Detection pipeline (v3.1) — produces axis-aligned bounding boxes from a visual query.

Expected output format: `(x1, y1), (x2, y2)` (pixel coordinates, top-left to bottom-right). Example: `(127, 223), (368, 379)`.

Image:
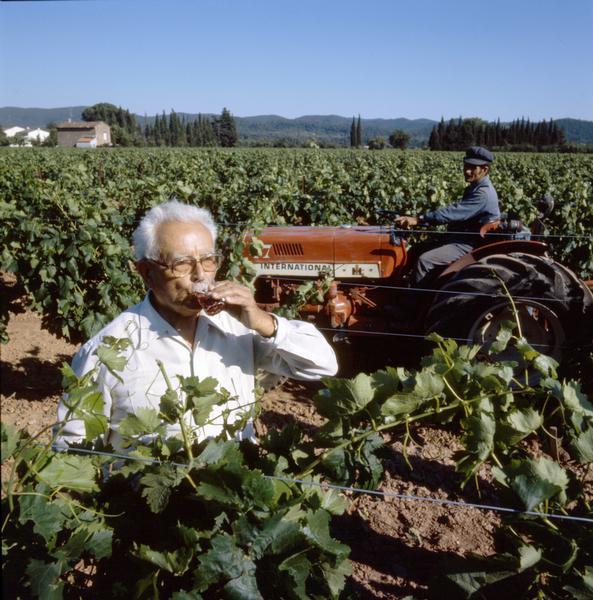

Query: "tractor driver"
(394, 146), (500, 286)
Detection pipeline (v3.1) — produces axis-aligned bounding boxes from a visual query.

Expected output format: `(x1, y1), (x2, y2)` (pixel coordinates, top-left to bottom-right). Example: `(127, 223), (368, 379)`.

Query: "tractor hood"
(244, 226), (408, 279)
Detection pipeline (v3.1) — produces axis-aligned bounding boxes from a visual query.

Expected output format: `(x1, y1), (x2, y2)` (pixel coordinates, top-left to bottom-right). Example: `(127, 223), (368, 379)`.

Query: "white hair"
(132, 199), (218, 260)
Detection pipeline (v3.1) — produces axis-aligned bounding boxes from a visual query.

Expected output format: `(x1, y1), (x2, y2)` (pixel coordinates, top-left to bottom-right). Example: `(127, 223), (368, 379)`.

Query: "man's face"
(463, 162), (488, 184)
(139, 221), (216, 319)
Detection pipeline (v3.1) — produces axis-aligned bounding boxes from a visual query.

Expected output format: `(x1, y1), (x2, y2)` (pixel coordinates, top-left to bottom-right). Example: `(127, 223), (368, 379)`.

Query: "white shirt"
(56, 294), (337, 450)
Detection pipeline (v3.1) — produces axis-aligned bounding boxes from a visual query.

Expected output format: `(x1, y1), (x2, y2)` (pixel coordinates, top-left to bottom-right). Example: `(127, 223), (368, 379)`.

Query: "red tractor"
(246, 200), (593, 373)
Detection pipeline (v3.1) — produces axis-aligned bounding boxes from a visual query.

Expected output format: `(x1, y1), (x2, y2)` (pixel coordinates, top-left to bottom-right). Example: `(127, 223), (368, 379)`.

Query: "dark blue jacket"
(420, 176), (500, 245)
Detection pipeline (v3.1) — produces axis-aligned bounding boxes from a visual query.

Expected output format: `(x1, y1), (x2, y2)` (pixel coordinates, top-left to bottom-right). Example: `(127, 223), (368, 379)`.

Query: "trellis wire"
(50, 445), (593, 525)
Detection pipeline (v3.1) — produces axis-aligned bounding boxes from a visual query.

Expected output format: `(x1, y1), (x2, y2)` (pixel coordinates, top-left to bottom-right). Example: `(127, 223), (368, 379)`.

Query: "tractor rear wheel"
(425, 253), (593, 363)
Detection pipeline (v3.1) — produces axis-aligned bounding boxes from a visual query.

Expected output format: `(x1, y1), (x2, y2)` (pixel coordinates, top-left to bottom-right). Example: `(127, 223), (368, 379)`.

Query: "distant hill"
(134, 113), (436, 147)
(2, 106), (592, 146)
(554, 118), (593, 145)
(0, 106), (86, 128)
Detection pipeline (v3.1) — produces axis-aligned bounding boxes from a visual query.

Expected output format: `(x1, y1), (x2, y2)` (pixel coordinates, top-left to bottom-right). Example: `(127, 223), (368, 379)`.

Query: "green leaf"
(489, 321), (514, 353)
(249, 516), (302, 558)
(194, 533), (246, 591)
(381, 394), (425, 418)
(1, 422), (20, 460)
(26, 559), (65, 600)
(498, 408), (543, 445)
(38, 454), (98, 493)
(140, 466), (183, 513)
(413, 369), (445, 398)
(561, 382), (593, 417)
(224, 564), (263, 600)
(569, 427), (593, 463)
(118, 407), (162, 436)
(160, 388), (183, 423)
(506, 457), (569, 511)
(95, 343), (128, 380)
(279, 552), (311, 598)
(517, 544), (542, 571)
(532, 353), (558, 378)
(458, 412), (496, 470)
(18, 491), (69, 544)
(507, 408), (543, 434)
(303, 510), (350, 559)
(190, 392), (225, 427)
(197, 439), (243, 466)
(564, 565), (593, 599)
(85, 527), (113, 559)
(314, 373), (375, 419)
(371, 366), (403, 403)
(135, 544), (193, 575)
(196, 478), (242, 508)
(321, 557), (352, 598)
(242, 469), (275, 508)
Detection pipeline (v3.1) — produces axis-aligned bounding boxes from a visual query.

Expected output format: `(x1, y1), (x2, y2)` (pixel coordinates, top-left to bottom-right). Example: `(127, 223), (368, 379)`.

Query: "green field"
(1, 147), (592, 342)
(2, 147), (592, 598)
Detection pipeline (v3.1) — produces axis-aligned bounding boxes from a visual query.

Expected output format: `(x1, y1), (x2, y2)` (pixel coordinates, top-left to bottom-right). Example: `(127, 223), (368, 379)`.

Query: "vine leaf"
(118, 407), (162, 437)
(37, 454), (98, 493)
(497, 408), (543, 446)
(183, 376), (225, 426)
(25, 559), (64, 600)
(278, 552), (311, 598)
(503, 457), (569, 511)
(135, 545), (194, 575)
(518, 544), (542, 571)
(1, 421), (19, 460)
(314, 373), (375, 419)
(569, 427), (593, 463)
(140, 466), (183, 513)
(160, 388), (182, 423)
(322, 558), (353, 599)
(194, 533), (258, 595)
(303, 510), (350, 559)
(18, 491), (69, 544)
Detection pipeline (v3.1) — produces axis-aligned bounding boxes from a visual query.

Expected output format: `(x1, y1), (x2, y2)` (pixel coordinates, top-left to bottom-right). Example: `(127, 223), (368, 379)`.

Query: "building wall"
(94, 122), (111, 146)
(57, 128), (92, 147)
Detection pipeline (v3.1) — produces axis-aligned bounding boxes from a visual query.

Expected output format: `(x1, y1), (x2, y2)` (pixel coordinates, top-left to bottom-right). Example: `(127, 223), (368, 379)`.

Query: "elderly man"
(395, 146), (500, 285)
(56, 199), (337, 450)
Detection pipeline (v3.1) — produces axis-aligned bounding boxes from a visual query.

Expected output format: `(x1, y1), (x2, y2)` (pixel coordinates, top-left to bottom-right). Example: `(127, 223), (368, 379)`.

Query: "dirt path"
(1, 307), (500, 598)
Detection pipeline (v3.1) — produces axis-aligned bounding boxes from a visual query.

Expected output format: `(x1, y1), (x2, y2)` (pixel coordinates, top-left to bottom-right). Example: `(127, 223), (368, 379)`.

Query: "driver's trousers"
(414, 242), (472, 286)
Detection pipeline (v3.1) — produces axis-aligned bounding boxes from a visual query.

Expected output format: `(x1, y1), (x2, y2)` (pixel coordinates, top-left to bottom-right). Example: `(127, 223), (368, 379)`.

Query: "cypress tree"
(350, 117), (356, 147)
(356, 115), (362, 146)
(217, 107), (238, 147)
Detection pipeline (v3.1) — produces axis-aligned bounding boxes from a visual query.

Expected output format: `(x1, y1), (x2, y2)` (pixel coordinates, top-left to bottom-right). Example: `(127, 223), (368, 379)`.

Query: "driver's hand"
(394, 215), (418, 229)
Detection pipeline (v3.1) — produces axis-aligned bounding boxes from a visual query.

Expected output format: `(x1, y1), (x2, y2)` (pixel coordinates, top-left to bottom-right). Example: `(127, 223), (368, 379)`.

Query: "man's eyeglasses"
(146, 254), (222, 277)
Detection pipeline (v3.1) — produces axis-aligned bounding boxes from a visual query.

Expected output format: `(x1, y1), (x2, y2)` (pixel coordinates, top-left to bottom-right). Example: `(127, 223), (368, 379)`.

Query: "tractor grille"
(272, 243), (304, 256)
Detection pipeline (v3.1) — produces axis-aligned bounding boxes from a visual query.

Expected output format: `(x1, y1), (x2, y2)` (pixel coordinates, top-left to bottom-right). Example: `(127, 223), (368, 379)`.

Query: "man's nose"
(190, 260), (206, 280)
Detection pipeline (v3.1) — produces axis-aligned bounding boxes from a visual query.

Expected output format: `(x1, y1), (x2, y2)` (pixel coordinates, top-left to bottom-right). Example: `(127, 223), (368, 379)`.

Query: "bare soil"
(1, 306), (503, 599)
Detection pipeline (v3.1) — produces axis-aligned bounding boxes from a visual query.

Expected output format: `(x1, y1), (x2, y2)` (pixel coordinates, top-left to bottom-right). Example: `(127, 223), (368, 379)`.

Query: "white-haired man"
(56, 200), (337, 450)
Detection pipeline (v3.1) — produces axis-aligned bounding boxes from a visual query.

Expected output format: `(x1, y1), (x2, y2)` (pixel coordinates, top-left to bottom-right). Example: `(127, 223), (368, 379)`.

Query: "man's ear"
(135, 260), (152, 288)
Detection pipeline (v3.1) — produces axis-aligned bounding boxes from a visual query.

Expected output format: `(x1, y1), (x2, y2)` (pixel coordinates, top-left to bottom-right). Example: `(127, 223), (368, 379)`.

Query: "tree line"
(81, 103), (238, 147)
(428, 117), (566, 151)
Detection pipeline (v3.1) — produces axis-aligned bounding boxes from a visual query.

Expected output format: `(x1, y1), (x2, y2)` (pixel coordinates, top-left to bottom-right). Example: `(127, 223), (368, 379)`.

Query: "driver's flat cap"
(464, 146), (494, 165)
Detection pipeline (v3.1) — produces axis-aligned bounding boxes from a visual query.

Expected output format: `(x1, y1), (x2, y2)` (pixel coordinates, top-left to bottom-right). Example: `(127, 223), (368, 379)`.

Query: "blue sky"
(1, 0), (592, 121)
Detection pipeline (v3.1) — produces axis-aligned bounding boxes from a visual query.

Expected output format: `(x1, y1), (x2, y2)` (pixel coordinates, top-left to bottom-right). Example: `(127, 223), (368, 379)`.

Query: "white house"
(25, 128), (50, 143)
(4, 126), (25, 137)
(3, 126), (50, 146)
